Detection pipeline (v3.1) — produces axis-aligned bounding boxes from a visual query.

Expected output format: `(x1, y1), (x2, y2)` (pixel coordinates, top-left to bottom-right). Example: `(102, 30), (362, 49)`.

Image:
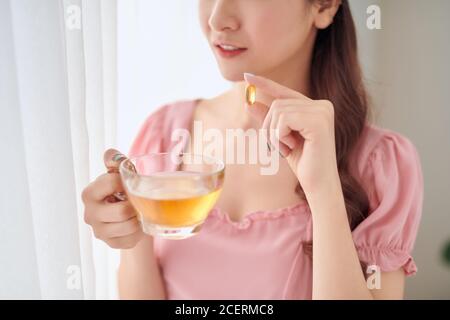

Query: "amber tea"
(119, 153), (225, 239)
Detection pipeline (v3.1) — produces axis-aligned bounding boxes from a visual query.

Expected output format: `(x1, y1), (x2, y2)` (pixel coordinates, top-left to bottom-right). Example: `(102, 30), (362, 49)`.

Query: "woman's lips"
(215, 45), (248, 58)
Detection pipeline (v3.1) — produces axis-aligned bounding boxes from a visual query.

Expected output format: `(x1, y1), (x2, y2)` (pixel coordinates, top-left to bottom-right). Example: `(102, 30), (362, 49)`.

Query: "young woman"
(82, 0), (423, 299)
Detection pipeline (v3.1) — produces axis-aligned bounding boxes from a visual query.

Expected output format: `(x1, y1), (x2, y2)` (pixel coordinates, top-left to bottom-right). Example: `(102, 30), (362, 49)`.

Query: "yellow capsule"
(245, 84), (256, 105)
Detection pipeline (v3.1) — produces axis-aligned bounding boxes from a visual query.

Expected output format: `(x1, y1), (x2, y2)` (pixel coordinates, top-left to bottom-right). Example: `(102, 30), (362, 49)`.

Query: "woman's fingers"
(104, 148), (128, 173)
(94, 217), (141, 239)
(244, 74), (309, 125)
(262, 101), (306, 155)
(243, 74), (320, 157)
(266, 102), (325, 157)
(245, 100), (269, 124)
(94, 200), (138, 223)
(82, 172), (123, 203)
(244, 73), (311, 101)
(270, 110), (299, 156)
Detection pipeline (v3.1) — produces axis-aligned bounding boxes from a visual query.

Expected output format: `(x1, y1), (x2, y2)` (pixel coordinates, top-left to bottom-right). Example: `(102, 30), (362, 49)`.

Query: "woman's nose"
(208, 0), (240, 32)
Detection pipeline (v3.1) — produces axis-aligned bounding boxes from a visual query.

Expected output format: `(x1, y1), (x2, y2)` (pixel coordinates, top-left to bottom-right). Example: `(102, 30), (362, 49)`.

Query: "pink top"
(127, 99), (424, 300)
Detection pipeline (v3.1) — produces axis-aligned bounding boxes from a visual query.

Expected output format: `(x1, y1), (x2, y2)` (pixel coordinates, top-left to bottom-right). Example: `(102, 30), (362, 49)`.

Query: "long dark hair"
(298, 0), (371, 263)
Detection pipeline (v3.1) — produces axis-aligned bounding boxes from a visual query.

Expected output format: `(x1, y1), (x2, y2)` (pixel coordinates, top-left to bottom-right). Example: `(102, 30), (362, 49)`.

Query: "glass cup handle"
(106, 155), (136, 202)
(106, 166), (128, 202)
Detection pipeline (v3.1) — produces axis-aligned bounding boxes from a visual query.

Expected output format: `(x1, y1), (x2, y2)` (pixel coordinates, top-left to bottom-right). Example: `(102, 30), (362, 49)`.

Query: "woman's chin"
(218, 69), (247, 82)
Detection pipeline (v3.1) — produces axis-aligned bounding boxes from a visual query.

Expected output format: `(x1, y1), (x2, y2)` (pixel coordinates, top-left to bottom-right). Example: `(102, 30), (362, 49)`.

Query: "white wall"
(350, 0), (450, 298)
(117, 1), (450, 298)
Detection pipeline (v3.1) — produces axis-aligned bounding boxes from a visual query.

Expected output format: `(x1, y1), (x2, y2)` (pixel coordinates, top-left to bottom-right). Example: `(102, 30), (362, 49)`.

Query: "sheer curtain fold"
(0, 0), (118, 299)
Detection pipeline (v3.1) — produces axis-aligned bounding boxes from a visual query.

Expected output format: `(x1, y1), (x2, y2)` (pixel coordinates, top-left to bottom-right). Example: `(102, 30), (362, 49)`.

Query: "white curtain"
(0, 0), (119, 299)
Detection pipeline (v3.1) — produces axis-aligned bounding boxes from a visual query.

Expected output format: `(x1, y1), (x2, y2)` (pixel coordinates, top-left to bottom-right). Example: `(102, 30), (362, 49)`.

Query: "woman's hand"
(81, 149), (144, 249)
(244, 73), (339, 196)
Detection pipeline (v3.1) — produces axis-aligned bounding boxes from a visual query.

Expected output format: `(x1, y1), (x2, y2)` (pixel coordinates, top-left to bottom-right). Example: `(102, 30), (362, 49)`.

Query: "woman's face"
(199, 0), (317, 82)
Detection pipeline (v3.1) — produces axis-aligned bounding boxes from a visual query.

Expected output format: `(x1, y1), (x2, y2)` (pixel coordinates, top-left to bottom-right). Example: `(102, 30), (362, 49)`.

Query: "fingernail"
(244, 72), (255, 80)
(112, 153), (126, 162)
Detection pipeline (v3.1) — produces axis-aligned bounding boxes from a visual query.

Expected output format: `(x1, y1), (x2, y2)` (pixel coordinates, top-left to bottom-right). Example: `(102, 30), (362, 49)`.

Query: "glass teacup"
(119, 152), (225, 240)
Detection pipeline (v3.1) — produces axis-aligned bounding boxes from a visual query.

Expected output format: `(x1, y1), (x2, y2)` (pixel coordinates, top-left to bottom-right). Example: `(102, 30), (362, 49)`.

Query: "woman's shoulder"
(350, 122), (424, 227)
(148, 98), (201, 122)
(127, 98), (201, 157)
(143, 98), (202, 131)
(350, 123), (421, 178)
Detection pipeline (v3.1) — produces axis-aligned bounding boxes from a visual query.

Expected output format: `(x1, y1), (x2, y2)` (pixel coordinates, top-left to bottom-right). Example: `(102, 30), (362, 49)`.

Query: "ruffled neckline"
(209, 201), (310, 230)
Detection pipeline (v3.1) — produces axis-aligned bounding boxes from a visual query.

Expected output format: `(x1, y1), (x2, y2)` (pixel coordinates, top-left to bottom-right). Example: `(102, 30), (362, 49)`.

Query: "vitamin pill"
(245, 84), (256, 105)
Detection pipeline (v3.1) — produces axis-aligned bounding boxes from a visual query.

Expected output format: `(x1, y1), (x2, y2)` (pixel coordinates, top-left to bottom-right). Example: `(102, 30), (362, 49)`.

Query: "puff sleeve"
(352, 130), (424, 276)
(127, 104), (168, 159)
